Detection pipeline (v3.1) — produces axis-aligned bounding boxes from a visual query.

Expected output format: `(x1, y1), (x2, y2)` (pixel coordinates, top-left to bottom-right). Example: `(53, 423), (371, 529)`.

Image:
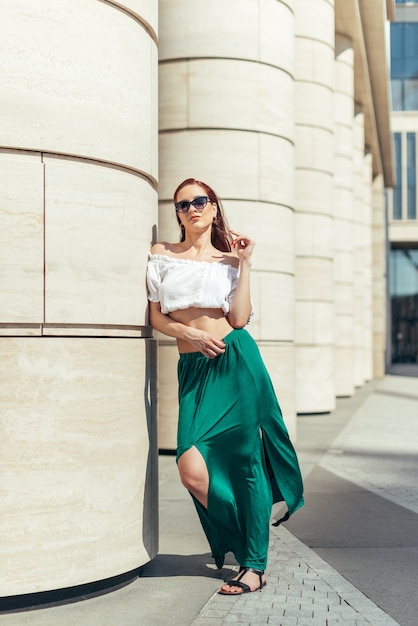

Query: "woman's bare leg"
(177, 446), (209, 509)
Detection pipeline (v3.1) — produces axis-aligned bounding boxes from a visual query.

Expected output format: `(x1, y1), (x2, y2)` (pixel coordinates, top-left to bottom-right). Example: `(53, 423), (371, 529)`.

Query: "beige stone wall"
(158, 0), (298, 442)
(0, 1), (158, 595)
(352, 116), (374, 386)
(294, 0), (336, 413)
(372, 174), (387, 377)
(334, 36), (355, 397)
(362, 152), (374, 382)
(353, 109), (367, 387)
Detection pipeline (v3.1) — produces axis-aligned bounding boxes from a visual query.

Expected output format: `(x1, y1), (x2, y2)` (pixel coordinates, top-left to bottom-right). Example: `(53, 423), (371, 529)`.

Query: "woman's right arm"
(149, 301), (190, 341)
(149, 302), (226, 358)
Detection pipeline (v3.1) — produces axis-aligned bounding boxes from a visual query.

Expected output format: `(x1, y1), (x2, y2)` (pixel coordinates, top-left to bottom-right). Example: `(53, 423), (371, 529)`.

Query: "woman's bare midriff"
(169, 307), (234, 353)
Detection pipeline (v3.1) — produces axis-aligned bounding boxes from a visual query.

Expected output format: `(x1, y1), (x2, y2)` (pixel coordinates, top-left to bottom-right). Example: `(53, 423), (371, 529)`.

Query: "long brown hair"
(173, 178), (232, 252)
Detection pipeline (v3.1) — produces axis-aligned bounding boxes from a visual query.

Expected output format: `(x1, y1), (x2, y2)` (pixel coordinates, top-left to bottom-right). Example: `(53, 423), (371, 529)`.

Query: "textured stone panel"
(157, 342), (180, 451)
(295, 257), (334, 301)
(0, 0), (157, 175)
(335, 187), (353, 220)
(334, 255), (353, 294)
(334, 347), (355, 397)
(159, 59), (294, 137)
(334, 58), (355, 95)
(334, 92), (354, 126)
(334, 313), (354, 346)
(295, 125), (334, 173)
(251, 272), (294, 342)
(159, 0), (294, 73)
(159, 130), (258, 201)
(159, 62), (189, 130)
(295, 345), (335, 414)
(295, 36), (335, 85)
(334, 282), (354, 314)
(295, 213), (334, 258)
(159, 130), (294, 208)
(259, 134), (294, 205)
(295, 0), (335, 47)
(335, 151), (354, 189)
(44, 157), (157, 326)
(257, 343), (297, 441)
(295, 170), (334, 215)
(295, 301), (334, 345)
(0, 336), (157, 595)
(159, 0), (258, 60)
(0, 152), (44, 323)
(259, 0), (294, 71)
(334, 220), (353, 252)
(294, 82), (334, 132)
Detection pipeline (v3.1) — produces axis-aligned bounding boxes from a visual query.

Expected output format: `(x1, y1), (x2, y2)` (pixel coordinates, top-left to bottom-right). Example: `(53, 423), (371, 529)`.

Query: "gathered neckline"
(149, 252), (238, 270)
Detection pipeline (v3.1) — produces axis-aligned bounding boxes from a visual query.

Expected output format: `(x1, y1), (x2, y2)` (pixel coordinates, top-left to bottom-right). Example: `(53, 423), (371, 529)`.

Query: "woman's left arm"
(227, 233), (255, 328)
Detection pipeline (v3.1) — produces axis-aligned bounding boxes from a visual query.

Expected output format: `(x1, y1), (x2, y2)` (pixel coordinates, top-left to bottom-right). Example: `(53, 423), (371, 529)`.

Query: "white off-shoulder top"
(146, 253), (240, 315)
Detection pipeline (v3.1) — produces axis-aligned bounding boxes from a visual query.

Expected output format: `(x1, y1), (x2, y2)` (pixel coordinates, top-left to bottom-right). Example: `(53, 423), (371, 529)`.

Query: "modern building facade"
(0, 0), (394, 600)
(387, 0), (418, 366)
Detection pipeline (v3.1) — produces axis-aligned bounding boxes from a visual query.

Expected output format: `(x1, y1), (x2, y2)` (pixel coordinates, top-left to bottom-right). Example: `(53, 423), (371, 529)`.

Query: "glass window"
(407, 132), (417, 219)
(391, 79), (403, 111)
(390, 248), (418, 364)
(391, 24), (418, 79)
(390, 23), (418, 109)
(393, 133), (403, 219)
(404, 78), (418, 109)
(391, 23), (403, 64)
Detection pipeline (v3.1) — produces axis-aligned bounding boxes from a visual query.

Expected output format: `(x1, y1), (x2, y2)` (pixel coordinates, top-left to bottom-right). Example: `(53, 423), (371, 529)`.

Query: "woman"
(147, 178), (303, 595)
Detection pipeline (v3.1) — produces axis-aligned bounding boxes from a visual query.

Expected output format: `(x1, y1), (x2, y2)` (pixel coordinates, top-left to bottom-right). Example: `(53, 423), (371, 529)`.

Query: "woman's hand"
(227, 230), (254, 328)
(183, 328), (226, 358)
(230, 231), (255, 262)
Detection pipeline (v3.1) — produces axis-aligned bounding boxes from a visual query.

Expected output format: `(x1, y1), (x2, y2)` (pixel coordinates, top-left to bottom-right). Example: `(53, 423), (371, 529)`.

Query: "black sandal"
(218, 567), (266, 595)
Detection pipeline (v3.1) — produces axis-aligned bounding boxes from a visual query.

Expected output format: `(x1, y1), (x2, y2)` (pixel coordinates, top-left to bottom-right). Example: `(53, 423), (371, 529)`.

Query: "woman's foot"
(218, 567), (266, 595)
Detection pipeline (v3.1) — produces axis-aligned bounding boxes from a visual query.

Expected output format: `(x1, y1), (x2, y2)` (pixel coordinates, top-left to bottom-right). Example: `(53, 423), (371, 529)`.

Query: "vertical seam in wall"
(186, 61), (190, 128)
(42, 153), (46, 331)
(258, 132), (261, 202)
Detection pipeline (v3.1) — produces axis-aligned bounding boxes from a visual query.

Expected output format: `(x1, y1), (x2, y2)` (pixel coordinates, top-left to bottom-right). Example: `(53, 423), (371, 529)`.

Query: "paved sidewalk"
(192, 527), (398, 626)
(320, 375), (418, 515)
(2, 374), (417, 625)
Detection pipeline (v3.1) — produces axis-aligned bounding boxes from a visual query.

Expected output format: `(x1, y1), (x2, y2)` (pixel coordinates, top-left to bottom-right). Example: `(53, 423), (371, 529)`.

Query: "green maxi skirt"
(176, 328), (304, 571)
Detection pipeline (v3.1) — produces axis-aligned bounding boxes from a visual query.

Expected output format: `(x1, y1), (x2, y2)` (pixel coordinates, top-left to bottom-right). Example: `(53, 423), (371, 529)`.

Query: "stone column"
(158, 0), (297, 442)
(334, 35), (355, 397)
(372, 174), (387, 377)
(353, 109), (366, 387)
(362, 152), (374, 382)
(0, 0), (158, 596)
(294, 0), (336, 413)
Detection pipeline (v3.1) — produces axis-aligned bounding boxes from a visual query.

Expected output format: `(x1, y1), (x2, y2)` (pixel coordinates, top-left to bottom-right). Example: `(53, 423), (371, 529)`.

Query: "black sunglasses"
(175, 196), (211, 213)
